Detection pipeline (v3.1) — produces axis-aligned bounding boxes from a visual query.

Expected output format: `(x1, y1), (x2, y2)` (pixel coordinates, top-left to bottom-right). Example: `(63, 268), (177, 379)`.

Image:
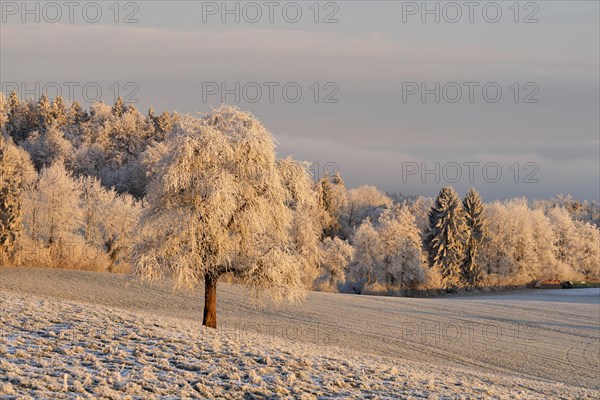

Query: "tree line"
(1, 92), (599, 325)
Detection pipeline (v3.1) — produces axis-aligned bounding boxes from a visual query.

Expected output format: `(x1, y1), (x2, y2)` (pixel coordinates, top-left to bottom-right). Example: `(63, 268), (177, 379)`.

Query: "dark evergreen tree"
(51, 96), (68, 128)
(316, 171), (347, 238)
(7, 91), (31, 141)
(37, 93), (53, 130)
(68, 101), (88, 125)
(462, 188), (486, 288)
(426, 187), (467, 288)
(124, 102), (137, 116)
(112, 96), (124, 117)
(156, 111), (173, 134)
(147, 106), (156, 121)
(316, 175), (336, 237)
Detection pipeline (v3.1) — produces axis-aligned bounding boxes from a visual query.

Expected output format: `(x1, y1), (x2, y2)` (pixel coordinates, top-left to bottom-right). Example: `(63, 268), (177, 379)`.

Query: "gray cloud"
(1, 1), (598, 200)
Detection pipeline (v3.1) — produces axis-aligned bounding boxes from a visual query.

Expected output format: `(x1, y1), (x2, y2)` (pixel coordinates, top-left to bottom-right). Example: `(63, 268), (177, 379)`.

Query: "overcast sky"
(1, 1), (598, 201)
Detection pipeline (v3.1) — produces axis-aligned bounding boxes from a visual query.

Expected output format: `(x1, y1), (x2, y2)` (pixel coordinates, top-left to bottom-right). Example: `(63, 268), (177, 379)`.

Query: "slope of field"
(1, 267), (599, 398)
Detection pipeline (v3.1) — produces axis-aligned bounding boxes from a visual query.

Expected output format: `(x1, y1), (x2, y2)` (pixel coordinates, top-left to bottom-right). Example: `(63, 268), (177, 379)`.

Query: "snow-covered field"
(1, 268), (599, 399)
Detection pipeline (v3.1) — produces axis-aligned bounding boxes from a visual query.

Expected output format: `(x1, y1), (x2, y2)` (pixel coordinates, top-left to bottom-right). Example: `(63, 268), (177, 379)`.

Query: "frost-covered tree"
(23, 126), (73, 170)
(51, 96), (68, 128)
(79, 176), (111, 246)
(37, 93), (53, 131)
(149, 110), (174, 140)
(147, 106), (155, 122)
(141, 139), (169, 183)
(426, 187), (467, 288)
(112, 97), (124, 117)
(480, 200), (535, 281)
(6, 91), (33, 142)
(106, 104), (155, 196)
(79, 175), (141, 271)
(547, 207), (580, 267)
(347, 208), (425, 293)
(409, 196), (434, 237)
(157, 111), (173, 133)
(316, 176), (335, 236)
(133, 106), (318, 328)
(278, 157), (324, 287)
(348, 218), (381, 292)
(69, 99), (153, 197)
(316, 171), (348, 238)
(547, 207), (600, 280)
(103, 190), (141, 270)
(0, 93), (9, 134)
(22, 163), (82, 246)
(342, 185), (392, 237)
(538, 195), (600, 228)
(462, 188), (486, 287)
(529, 206), (559, 279)
(71, 102), (116, 183)
(318, 237), (354, 289)
(571, 221), (600, 279)
(479, 201), (516, 278)
(480, 199), (565, 284)
(0, 136), (23, 263)
(376, 208), (426, 289)
(68, 101), (88, 126)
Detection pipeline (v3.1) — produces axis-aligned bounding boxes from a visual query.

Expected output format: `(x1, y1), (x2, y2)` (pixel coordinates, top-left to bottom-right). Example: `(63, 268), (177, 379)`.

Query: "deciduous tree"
(133, 106), (318, 328)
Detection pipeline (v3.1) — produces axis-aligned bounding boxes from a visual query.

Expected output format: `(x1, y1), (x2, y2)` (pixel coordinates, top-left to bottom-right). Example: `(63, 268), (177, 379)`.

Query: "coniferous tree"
(7, 91), (20, 137)
(316, 175), (336, 237)
(7, 91), (32, 141)
(37, 93), (53, 130)
(316, 171), (348, 238)
(155, 111), (173, 140)
(328, 171), (348, 226)
(462, 188), (486, 288)
(426, 187), (467, 288)
(112, 96), (124, 117)
(124, 102), (137, 116)
(68, 101), (88, 125)
(147, 106), (156, 131)
(0, 92), (9, 134)
(7, 91), (19, 110)
(51, 96), (68, 128)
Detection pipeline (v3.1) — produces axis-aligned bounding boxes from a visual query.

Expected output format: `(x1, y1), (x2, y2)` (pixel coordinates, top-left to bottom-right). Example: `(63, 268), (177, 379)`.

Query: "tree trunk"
(203, 274), (218, 329)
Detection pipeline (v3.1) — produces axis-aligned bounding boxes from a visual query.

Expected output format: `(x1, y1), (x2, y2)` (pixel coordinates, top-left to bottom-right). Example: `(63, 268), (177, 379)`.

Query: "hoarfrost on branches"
(132, 106), (320, 327)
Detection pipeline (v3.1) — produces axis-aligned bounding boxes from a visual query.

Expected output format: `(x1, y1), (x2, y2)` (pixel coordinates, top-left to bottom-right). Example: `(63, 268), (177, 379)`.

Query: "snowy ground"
(1, 267), (599, 399)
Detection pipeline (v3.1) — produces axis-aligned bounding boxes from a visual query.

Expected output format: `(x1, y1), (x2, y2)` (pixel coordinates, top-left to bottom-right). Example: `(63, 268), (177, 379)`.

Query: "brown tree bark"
(203, 273), (218, 329)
